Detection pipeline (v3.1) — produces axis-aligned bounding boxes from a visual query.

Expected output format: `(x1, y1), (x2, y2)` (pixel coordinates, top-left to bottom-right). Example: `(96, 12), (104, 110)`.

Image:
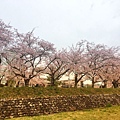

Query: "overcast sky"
(0, 0), (120, 49)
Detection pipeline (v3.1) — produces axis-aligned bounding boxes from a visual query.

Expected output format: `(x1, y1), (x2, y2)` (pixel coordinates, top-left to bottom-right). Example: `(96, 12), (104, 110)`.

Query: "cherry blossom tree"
(44, 49), (70, 86)
(110, 64), (120, 88)
(66, 40), (87, 87)
(0, 20), (14, 86)
(2, 30), (55, 86)
(0, 20), (14, 64)
(85, 42), (119, 88)
(1, 19), (120, 88)
(98, 49), (120, 88)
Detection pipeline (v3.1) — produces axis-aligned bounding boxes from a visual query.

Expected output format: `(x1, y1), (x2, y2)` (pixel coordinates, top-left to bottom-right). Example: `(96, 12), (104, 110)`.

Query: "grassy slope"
(8, 105), (120, 120)
(0, 87), (120, 100)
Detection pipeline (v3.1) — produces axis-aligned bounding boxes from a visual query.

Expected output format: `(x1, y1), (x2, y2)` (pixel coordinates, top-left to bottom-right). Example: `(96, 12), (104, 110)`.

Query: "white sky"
(0, 0), (120, 49)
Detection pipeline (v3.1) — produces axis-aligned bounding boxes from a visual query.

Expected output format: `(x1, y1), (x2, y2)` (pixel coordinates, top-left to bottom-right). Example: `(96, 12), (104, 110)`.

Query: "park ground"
(8, 105), (120, 120)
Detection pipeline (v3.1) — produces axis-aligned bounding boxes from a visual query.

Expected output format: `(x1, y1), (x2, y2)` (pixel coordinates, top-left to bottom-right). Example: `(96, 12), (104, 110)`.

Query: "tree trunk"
(0, 57), (1, 64)
(112, 80), (119, 88)
(92, 77), (94, 88)
(103, 80), (107, 88)
(74, 73), (78, 88)
(16, 81), (20, 87)
(24, 79), (30, 87)
(51, 76), (56, 86)
(81, 81), (84, 87)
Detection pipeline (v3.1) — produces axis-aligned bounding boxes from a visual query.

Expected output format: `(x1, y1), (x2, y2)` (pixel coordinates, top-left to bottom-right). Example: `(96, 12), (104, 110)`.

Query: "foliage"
(106, 103), (112, 107)
(7, 79), (16, 87)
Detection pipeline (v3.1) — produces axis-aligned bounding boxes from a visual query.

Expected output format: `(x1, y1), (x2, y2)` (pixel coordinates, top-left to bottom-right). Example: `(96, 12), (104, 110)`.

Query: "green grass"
(7, 105), (120, 120)
(0, 87), (120, 100)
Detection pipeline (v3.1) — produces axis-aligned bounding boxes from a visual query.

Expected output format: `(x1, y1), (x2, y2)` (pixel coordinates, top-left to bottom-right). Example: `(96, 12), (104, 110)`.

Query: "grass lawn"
(7, 105), (120, 120)
(1, 87), (120, 99)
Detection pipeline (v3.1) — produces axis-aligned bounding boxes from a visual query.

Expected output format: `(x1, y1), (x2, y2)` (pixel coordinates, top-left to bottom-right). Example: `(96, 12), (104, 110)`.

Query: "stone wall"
(0, 94), (120, 119)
